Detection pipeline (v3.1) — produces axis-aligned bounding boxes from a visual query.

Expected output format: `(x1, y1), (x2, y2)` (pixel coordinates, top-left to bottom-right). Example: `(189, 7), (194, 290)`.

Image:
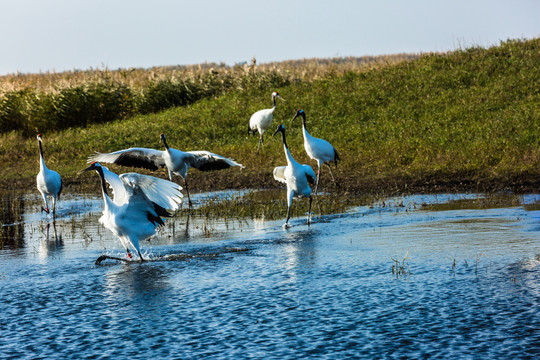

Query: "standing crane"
(248, 91), (285, 149)
(88, 133), (243, 207)
(36, 134), (62, 217)
(291, 109), (340, 195)
(80, 162), (183, 262)
(272, 124), (316, 228)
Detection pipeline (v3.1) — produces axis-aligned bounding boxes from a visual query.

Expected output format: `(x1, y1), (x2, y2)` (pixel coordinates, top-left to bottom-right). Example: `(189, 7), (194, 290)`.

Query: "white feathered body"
(36, 161), (61, 198)
(302, 128), (337, 168)
(163, 148), (191, 179)
(88, 147), (243, 181)
(249, 107), (275, 136)
(273, 149), (316, 206)
(98, 167), (183, 255)
(36, 154), (62, 211)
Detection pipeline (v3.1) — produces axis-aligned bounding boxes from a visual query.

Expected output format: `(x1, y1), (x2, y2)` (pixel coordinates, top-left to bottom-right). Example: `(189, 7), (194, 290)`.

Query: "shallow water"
(1, 191), (539, 359)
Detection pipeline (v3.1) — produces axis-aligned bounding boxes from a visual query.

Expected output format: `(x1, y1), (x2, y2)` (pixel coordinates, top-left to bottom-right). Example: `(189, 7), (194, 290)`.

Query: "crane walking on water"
(291, 109), (340, 195)
(36, 134), (62, 217)
(248, 91), (285, 149)
(272, 124), (316, 228)
(80, 162), (183, 262)
(88, 133), (244, 208)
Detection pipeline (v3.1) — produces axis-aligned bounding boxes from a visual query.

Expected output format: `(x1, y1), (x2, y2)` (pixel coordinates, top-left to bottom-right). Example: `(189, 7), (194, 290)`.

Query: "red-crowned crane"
(80, 162), (183, 262)
(88, 133), (243, 208)
(272, 124), (316, 228)
(291, 109), (340, 195)
(248, 91), (285, 149)
(36, 134), (62, 217)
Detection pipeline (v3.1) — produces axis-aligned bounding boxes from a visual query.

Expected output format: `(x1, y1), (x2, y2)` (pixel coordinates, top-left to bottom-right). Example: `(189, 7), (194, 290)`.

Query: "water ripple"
(1, 193), (539, 358)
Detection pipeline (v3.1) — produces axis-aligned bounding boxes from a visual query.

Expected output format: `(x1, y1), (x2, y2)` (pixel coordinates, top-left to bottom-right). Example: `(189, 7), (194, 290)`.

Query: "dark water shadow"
(0, 192), (25, 251)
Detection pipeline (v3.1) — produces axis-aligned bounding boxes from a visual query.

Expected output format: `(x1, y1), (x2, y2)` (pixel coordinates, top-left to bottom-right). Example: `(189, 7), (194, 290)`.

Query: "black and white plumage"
(81, 162), (183, 261)
(291, 109), (340, 194)
(272, 124), (316, 228)
(248, 91), (285, 149)
(88, 133), (244, 207)
(36, 134), (62, 216)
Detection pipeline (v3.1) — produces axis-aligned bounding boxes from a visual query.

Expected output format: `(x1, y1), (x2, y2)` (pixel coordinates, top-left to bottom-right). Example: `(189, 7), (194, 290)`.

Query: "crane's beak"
(78, 164), (95, 175)
(290, 113), (299, 125)
(273, 127), (281, 137)
(277, 95), (286, 102)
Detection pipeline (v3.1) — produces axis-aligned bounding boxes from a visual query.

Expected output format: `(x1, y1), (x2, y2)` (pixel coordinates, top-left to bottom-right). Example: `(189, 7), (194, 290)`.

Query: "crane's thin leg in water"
(307, 196), (312, 225)
(314, 167), (323, 215)
(137, 250), (145, 262)
(184, 178), (193, 208)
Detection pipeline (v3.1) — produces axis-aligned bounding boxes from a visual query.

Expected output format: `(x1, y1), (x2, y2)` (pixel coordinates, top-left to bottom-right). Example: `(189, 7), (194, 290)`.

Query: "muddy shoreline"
(3, 168), (539, 196)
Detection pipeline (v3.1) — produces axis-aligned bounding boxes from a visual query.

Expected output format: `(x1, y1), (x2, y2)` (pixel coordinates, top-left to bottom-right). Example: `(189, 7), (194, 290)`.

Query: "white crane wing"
(120, 173), (183, 211)
(186, 151), (244, 171)
(88, 148), (166, 171)
(273, 166), (287, 184)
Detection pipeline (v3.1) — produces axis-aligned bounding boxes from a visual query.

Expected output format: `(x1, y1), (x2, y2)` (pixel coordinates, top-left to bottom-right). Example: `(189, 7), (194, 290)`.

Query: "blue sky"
(1, 0), (538, 75)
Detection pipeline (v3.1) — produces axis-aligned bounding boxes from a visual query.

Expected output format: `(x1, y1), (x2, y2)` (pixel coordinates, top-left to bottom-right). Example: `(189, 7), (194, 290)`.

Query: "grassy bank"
(0, 55), (415, 136)
(1, 38), (539, 195)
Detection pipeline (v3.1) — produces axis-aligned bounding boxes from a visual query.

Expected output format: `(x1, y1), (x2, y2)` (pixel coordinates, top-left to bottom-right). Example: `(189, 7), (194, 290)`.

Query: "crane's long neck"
(38, 140), (46, 171)
(162, 138), (171, 154)
(301, 114), (308, 133)
(272, 95), (277, 108)
(96, 167), (110, 203)
(279, 131), (295, 166)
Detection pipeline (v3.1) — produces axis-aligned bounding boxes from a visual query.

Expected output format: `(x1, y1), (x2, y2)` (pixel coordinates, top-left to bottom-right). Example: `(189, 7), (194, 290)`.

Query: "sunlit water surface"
(1, 191), (539, 359)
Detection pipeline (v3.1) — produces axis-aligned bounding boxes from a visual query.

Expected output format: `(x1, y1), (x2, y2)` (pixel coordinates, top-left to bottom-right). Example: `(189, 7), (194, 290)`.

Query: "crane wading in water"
(80, 162), (183, 262)
(87, 133), (244, 208)
(248, 91), (285, 149)
(36, 134), (62, 217)
(291, 109), (340, 195)
(272, 124), (316, 228)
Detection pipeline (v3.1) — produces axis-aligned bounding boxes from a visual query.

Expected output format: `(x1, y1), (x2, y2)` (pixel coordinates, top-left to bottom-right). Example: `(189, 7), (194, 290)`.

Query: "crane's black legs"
(326, 163), (339, 189)
(315, 168), (322, 195)
(285, 205), (291, 227)
(315, 164), (339, 195)
(184, 178), (193, 208)
(307, 196), (312, 225)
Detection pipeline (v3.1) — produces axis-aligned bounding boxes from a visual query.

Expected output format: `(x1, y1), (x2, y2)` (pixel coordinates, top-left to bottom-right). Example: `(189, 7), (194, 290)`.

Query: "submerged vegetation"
(0, 38), (539, 196)
(180, 189), (381, 220)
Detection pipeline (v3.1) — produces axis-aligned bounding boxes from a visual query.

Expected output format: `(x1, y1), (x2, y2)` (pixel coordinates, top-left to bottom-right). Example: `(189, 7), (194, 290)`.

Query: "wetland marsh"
(1, 37), (539, 359)
(1, 190), (538, 358)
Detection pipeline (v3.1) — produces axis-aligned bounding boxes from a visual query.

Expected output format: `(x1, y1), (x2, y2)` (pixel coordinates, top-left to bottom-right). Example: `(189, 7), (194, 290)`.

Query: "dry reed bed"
(0, 54), (418, 94)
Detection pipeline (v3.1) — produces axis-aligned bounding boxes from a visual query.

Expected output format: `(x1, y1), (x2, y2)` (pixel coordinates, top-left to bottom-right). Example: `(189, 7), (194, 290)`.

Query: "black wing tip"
(196, 159), (238, 172)
(154, 203), (173, 218)
(116, 153), (160, 171)
(147, 206), (169, 227)
(334, 148), (340, 165)
(57, 181), (63, 200)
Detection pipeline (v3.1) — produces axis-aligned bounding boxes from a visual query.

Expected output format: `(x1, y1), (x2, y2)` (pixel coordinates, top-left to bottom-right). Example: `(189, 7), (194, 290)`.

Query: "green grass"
(1, 38), (539, 195)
